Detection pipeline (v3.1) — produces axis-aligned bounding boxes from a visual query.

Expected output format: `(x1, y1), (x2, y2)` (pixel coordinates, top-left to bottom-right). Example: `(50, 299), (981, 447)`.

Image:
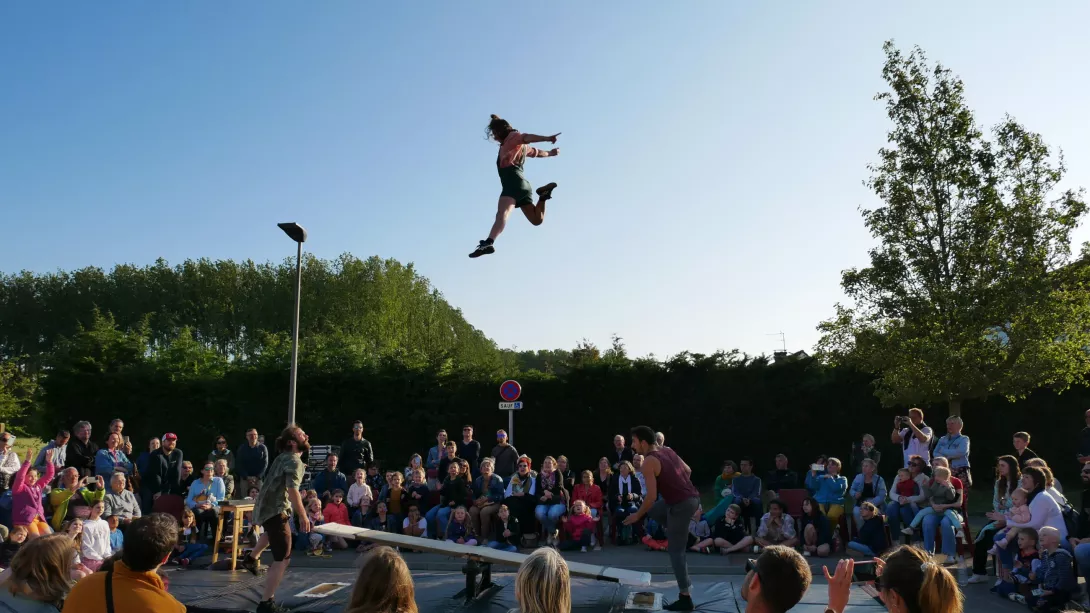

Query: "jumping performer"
(468, 114), (560, 258)
(624, 425), (701, 611)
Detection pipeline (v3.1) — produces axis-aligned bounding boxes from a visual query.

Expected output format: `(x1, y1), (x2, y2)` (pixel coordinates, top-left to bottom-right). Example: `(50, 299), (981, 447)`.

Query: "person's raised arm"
(891, 417), (904, 444)
(909, 421), (929, 444)
(527, 147), (559, 158)
(521, 132), (560, 144)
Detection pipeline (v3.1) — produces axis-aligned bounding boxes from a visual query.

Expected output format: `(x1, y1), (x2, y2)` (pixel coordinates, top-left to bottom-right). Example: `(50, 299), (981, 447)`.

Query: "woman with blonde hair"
(874, 545), (963, 613)
(344, 546), (417, 613)
(514, 547), (571, 613)
(0, 533), (75, 611)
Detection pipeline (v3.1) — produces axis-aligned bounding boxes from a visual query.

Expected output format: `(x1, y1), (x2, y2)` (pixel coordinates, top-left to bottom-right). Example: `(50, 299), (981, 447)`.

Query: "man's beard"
(297, 438), (311, 454)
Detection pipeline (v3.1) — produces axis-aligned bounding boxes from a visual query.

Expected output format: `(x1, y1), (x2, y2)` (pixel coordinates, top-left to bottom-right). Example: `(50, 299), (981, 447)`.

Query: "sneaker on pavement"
(580, 546), (587, 553)
(964, 573), (989, 585)
(468, 240), (495, 258)
(901, 528), (914, 536)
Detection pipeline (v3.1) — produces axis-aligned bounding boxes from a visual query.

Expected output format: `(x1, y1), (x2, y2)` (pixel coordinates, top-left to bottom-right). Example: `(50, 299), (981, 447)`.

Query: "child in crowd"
(323, 489), (351, 550)
(171, 507), (208, 567)
(80, 500), (112, 572)
(305, 497), (326, 555)
(404, 454), (424, 483)
(694, 504), (754, 555)
(755, 499), (798, 550)
(348, 468), (373, 526)
(798, 497), (832, 557)
(358, 501), (392, 553)
(304, 489), (319, 505)
(687, 506), (711, 549)
(403, 504), (428, 539)
(489, 504), (521, 552)
(560, 500), (598, 552)
(242, 486), (262, 545)
(1031, 526), (1076, 611)
(901, 466), (963, 539)
(847, 502), (886, 557)
(445, 506), (478, 546)
(107, 515), (124, 555)
(366, 464), (385, 495)
(63, 519), (92, 579)
(989, 488), (1033, 554)
(892, 468), (919, 505)
(381, 471), (408, 531)
(998, 528), (1040, 602)
(406, 468), (431, 516)
(0, 525), (27, 568)
(572, 470), (604, 518)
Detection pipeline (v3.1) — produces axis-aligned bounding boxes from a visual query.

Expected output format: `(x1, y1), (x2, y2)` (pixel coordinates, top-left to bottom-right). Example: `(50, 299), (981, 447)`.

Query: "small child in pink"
(989, 488), (1032, 554)
(560, 500), (599, 552)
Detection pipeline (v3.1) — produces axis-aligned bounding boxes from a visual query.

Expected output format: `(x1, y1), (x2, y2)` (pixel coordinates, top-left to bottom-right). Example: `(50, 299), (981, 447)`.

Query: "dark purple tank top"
(647, 447), (699, 504)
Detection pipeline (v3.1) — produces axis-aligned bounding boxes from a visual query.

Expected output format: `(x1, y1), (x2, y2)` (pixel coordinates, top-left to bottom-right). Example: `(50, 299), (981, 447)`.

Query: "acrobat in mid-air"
(469, 114), (561, 258)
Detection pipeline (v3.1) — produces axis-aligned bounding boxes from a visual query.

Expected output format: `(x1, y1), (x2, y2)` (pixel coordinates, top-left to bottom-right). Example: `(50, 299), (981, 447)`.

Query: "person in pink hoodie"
(560, 500), (599, 552)
(12, 448), (56, 538)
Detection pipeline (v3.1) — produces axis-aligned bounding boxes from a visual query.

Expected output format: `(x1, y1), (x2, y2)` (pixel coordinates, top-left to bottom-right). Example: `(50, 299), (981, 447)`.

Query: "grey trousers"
(648, 495), (700, 592)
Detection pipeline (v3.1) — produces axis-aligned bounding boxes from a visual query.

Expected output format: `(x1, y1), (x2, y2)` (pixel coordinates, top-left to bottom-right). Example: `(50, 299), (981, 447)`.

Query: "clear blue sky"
(3, 2), (1088, 359)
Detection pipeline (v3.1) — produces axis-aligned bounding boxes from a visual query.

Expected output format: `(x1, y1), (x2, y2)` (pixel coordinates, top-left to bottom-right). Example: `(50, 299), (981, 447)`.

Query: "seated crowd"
(0, 407), (1089, 613)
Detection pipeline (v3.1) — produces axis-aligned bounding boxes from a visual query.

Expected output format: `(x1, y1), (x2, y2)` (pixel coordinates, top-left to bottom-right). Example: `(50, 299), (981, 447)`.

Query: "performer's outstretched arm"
(521, 132), (560, 144)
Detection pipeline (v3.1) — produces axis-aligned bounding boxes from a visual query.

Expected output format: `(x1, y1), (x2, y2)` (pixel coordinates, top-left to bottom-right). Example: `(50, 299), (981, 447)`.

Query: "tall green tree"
(818, 41), (1090, 415)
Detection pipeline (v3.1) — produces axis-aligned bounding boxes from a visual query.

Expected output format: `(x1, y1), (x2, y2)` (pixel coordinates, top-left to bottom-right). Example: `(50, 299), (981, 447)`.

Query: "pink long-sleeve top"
(12, 459), (54, 525)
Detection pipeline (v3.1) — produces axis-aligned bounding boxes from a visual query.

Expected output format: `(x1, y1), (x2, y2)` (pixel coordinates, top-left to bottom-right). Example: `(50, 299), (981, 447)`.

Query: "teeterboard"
(314, 524), (651, 587)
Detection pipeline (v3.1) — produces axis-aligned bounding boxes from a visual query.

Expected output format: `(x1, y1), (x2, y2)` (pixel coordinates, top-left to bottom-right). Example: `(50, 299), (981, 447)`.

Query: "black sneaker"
(663, 595), (695, 611)
(468, 240), (495, 258)
(536, 182), (558, 199)
(256, 599), (291, 613)
(239, 554), (262, 576)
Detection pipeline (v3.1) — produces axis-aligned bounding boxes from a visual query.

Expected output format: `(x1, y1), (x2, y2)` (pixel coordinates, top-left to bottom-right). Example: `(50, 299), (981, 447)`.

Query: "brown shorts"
(262, 513), (292, 562)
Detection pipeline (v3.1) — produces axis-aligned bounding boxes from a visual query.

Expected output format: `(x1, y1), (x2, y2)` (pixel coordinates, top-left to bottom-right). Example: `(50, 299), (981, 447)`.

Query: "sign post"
(499, 380), (522, 444)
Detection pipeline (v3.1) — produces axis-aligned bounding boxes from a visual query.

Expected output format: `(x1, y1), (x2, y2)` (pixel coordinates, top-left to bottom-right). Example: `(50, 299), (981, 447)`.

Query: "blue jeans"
(921, 512), (956, 557)
(425, 506), (442, 537)
(1074, 543), (1090, 586)
(436, 506), (454, 538)
(884, 500), (916, 533)
(909, 507), (961, 530)
(174, 543), (208, 561)
(846, 541), (876, 557)
(535, 504), (566, 536)
(704, 496), (735, 525)
(488, 541), (517, 552)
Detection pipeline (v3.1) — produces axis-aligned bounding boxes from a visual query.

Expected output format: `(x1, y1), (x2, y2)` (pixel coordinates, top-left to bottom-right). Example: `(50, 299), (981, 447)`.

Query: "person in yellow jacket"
(48, 469), (105, 532)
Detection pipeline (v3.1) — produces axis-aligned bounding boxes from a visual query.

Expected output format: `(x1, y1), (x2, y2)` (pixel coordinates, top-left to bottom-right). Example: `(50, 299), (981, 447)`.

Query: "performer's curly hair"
(486, 114), (515, 142)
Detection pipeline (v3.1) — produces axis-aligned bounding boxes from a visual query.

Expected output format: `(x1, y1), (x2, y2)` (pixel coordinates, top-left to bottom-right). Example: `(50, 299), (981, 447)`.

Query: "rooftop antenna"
(766, 331), (787, 353)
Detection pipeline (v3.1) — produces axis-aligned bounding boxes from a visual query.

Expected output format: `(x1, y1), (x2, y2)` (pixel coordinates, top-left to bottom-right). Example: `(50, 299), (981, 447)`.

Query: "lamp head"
(278, 222), (307, 243)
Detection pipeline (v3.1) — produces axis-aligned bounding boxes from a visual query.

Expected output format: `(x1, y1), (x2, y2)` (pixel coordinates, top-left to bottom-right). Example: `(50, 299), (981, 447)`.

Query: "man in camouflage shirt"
(241, 424), (311, 613)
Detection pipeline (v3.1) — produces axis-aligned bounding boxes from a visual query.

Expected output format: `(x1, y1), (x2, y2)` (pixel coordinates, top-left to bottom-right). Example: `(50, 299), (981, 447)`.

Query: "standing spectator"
(65, 421), (98, 478)
(967, 455), (1021, 584)
(339, 421), (374, 478)
(609, 461), (643, 543)
(12, 448), (55, 539)
(64, 513), (187, 613)
(891, 408), (934, 468)
(933, 416), (972, 488)
(135, 437), (160, 478)
(94, 432), (133, 481)
(208, 435), (235, 473)
(764, 454), (798, 507)
(732, 457), (763, 534)
(236, 428), (269, 492)
(426, 429), (448, 471)
(141, 432), (183, 514)
(240, 426), (312, 613)
(608, 435), (635, 471)
(312, 453), (348, 503)
(460, 425), (482, 478)
(633, 455), (647, 492)
(103, 473), (141, 530)
(1078, 410), (1090, 466)
(0, 534), (76, 612)
(107, 418), (133, 455)
(805, 457), (848, 526)
(850, 434), (882, 475)
(0, 434), (23, 493)
(469, 457), (504, 540)
(850, 458), (888, 528)
(885, 456), (929, 535)
(1013, 432), (1039, 470)
(34, 430), (69, 481)
(187, 461), (226, 540)
(491, 429), (519, 481)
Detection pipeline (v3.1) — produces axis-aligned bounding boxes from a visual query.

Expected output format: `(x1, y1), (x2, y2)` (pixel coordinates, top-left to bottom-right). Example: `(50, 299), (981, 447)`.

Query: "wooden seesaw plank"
(314, 524), (651, 586)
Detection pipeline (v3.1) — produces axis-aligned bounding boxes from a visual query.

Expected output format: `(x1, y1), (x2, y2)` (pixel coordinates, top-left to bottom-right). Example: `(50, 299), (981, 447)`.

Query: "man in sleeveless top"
(623, 425), (700, 611)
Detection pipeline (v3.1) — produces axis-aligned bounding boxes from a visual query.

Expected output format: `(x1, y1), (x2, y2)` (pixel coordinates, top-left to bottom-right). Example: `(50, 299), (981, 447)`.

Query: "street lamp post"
(278, 222), (308, 425)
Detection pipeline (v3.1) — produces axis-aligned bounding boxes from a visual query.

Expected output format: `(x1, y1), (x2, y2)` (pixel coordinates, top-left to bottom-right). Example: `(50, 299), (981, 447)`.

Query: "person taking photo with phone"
(891, 408), (933, 468)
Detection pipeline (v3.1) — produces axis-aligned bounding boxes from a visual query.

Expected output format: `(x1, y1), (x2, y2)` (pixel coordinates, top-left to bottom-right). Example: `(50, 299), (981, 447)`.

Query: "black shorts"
(262, 513), (293, 562)
(714, 523), (747, 544)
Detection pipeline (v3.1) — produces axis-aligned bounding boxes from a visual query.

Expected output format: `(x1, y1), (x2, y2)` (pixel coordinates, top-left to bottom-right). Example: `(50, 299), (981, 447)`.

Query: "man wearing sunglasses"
(339, 421), (374, 478)
(740, 547), (813, 613)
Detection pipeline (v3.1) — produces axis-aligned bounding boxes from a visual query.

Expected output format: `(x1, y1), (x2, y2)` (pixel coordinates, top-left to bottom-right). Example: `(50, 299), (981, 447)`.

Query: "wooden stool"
(212, 500), (258, 571)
